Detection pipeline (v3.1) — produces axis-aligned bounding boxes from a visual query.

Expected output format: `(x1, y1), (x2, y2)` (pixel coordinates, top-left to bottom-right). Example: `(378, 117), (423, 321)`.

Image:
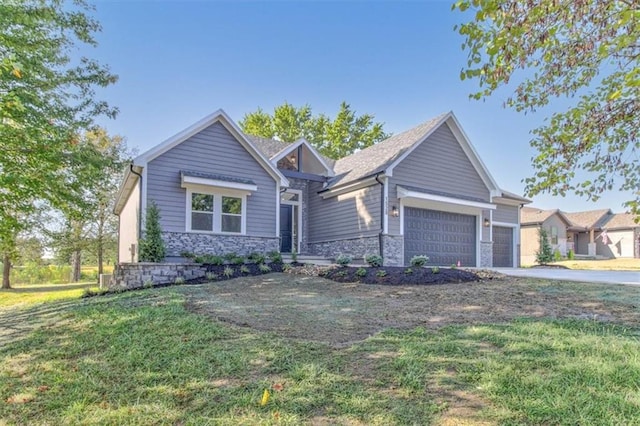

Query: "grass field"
(551, 258), (640, 270)
(1, 276), (639, 425)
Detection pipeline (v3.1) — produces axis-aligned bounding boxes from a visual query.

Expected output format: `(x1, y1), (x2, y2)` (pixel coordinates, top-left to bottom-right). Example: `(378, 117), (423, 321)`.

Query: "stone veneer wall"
(163, 232), (279, 256)
(308, 235), (380, 260)
(381, 234), (404, 266)
(480, 241), (493, 268)
(110, 263), (207, 290)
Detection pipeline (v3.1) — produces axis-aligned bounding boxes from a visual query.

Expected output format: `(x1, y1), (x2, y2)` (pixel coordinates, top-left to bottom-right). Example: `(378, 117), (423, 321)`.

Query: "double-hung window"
(188, 191), (245, 234)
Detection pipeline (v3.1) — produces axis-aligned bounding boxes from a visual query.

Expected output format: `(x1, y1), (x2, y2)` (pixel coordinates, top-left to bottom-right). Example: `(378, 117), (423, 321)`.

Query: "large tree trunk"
(70, 250), (81, 282)
(2, 253), (11, 289)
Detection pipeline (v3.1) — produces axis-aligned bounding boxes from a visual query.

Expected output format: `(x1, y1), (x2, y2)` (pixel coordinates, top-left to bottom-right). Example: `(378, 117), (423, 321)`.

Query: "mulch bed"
(321, 266), (486, 285)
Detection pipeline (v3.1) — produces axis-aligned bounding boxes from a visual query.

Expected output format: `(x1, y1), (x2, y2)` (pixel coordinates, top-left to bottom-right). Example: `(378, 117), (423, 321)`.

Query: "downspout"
(130, 164), (143, 241)
(375, 173), (384, 260)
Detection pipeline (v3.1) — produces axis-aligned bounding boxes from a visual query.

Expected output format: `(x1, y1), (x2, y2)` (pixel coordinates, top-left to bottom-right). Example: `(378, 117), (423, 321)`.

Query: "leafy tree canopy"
(454, 0), (639, 217)
(240, 102), (390, 159)
(0, 0), (117, 287)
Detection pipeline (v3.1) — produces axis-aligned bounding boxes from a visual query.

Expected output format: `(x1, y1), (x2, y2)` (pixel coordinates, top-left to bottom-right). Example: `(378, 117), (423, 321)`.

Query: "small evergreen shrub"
(409, 255), (429, 267)
(180, 251), (196, 260)
(536, 228), (554, 265)
(404, 268), (413, 274)
(174, 276), (185, 285)
(223, 266), (234, 278)
(567, 249), (575, 260)
(259, 264), (271, 274)
(335, 270), (347, 277)
(431, 266), (440, 274)
(232, 256), (245, 265)
(376, 269), (387, 277)
(355, 267), (367, 277)
(335, 254), (352, 267)
(248, 252), (266, 264)
(267, 250), (283, 264)
(364, 254), (383, 267)
(224, 252), (238, 261)
(450, 264), (457, 270)
(553, 248), (562, 261)
(204, 255), (224, 265)
(139, 201), (166, 263)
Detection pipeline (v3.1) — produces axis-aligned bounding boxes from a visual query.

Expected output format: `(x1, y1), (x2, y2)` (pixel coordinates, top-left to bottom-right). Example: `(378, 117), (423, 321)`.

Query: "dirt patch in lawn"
(183, 273), (640, 347)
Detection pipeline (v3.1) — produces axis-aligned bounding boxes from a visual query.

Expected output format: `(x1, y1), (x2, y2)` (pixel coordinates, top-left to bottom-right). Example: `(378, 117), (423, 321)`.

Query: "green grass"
(1, 284), (640, 425)
(0, 283), (97, 307)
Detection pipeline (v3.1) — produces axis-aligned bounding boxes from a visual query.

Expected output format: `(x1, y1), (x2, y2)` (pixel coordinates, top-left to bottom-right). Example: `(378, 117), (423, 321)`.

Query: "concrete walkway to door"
(491, 268), (640, 286)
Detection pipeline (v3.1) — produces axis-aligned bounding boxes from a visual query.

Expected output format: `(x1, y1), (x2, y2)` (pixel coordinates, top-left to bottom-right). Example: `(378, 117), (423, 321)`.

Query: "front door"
(280, 204), (293, 253)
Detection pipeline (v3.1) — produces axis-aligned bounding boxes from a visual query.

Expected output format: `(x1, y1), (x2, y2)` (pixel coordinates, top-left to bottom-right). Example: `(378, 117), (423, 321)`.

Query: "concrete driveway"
(492, 268), (640, 286)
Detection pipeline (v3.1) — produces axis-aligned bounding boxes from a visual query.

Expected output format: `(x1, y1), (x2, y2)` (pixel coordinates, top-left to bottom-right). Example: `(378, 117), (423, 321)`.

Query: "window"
(550, 226), (558, 245)
(187, 191), (245, 234)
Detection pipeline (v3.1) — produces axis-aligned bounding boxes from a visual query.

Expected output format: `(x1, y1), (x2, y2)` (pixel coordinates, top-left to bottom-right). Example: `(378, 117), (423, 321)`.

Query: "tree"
(535, 228), (554, 265)
(139, 202), (166, 263)
(0, 0), (117, 288)
(454, 0), (640, 218)
(240, 102), (390, 159)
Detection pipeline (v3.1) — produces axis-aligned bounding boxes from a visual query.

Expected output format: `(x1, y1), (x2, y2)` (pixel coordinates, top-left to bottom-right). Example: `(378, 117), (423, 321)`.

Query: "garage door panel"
(404, 207), (476, 266)
(493, 226), (513, 267)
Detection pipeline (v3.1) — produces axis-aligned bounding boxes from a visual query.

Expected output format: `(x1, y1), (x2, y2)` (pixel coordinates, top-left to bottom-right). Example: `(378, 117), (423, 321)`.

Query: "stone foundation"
(480, 241), (493, 268)
(381, 234), (404, 266)
(110, 262), (207, 290)
(308, 236), (380, 260)
(163, 232), (279, 257)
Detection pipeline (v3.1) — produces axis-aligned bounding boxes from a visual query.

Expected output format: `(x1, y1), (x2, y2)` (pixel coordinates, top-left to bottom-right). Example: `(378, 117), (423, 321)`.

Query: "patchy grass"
(0, 283), (96, 307)
(551, 258), (640, 271)
(1, 277), (640, 425)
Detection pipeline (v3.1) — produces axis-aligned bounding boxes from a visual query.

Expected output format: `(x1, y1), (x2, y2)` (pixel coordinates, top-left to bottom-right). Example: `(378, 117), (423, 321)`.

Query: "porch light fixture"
(391, 205), (399, 217)
(483, 218), (490, 227)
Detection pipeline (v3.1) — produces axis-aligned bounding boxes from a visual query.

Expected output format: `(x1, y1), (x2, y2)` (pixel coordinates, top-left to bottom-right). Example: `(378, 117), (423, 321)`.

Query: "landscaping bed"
(321, 265), (485, 285)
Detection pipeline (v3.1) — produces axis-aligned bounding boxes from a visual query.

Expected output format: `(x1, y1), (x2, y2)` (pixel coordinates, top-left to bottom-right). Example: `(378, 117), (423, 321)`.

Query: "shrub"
(355, 267), (367, 277)
(536, 228), (554, 265)
(143, 279), (154, 289)
(232, 256), (245, 265)
(404, 268), (413, 274)
(376, 269), (387, 277)
(335, 254), (352, 267)
(259, 264), (271, 274)
(248, 252), (266, 264)
(139, 201), (166, 263)
(431, 266), (440, 274)
(450, 264), (457, 270)
(364, 254), (383, 267)
(240, 265), (250, 274)
(409, 255), (429, 267)
(180, 251), (196, 260)
(205, 272), (218, 281)
(223, 266), (234, 278)
(282, 263), (292, 272)
(224, 252), (238, 261)
(204, 255), (224, 265)
(553, 248), (562, 261)
(567, 249), (575, 260)
(174, 276), (185, 285)
(291, 248), (298, 263)
(335, 270), (347, 277)
(267, 250), (283, 264)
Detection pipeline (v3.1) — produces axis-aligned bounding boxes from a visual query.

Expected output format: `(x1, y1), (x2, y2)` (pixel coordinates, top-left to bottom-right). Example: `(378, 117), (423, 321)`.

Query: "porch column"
(588, 229), (596, 256)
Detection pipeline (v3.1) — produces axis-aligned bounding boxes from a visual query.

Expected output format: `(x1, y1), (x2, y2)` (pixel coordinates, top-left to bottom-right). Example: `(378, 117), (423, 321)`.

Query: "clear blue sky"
(88, 0), (632, 213)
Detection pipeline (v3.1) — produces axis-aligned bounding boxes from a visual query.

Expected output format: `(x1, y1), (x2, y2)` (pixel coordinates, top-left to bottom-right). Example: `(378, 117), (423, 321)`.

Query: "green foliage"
(232, 256), (245, 265)
(568, 249), (575, 260)
(450, 264), (457, 270)
(259, 264), (271, 274)
(223, 252), (237, 261)
(247, 252), (266, 265)
(409, 255), (429, 267)
(335, 270), (347, 277)
(138, 202), (166, 263)
(335, 254), (352, 267)
(180, 251), (196, 260)
(553, 249), (563, 262)
(355, 267), (367, 277)
(365, 254), (383, 267)
(205, 272), (217, 281)
(143, 280), (153, 289)
(193, 254), (224, 265)
(240, 102), (390, 160)
(267, 250), (282, 264)
(223, 266), (234, 278)
(240, 265), (250, 274)
(404, 268), (413, 274)
(376, 269), (387, 278)
(431, 266), (440, 274)
(282, 263), (292, 272)
(454, 0), (640, 217)
(291, 248), (298, 263)
(536, 228), (554, 265)
(174, 277), (185, 285)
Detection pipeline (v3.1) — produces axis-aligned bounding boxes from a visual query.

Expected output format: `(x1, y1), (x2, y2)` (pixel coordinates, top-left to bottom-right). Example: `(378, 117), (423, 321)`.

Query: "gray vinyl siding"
(494, 204), (519, 224)
(308, 182), (381, 242)
(146, 121), (277, 237)
(388, 124), (491, 235)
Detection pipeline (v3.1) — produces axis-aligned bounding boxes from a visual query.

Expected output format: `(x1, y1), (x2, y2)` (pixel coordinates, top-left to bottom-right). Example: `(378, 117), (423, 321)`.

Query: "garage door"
(493, 226), (513, 267)
(404, 208), (476, 266)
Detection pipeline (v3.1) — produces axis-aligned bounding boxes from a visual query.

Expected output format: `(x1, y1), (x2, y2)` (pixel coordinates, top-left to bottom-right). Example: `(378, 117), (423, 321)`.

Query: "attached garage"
(404, 207), (477, 266)
(492, 226), (514, 267)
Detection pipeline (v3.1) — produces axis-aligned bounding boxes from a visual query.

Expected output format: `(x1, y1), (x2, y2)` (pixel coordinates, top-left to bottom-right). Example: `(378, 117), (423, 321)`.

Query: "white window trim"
(185, 188), (247, 235)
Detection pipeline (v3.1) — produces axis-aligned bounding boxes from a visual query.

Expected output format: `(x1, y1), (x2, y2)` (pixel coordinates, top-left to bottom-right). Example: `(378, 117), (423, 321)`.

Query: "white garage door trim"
(492, 221), (519, 267)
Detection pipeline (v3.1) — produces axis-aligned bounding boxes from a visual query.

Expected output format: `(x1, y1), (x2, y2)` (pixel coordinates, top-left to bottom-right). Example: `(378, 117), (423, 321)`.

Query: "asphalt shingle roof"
(520, 207), (560, 225)
(602, 213), (640, 230)
(181, 170), (256, 186)
(564, 209), (612, 229)
(245, 135), (290, 158)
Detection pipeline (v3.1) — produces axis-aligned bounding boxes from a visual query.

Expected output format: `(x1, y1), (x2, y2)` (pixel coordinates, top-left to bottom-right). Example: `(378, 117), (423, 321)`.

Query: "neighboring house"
(520, 207), (640, 264)
(114, 109), (529, 267)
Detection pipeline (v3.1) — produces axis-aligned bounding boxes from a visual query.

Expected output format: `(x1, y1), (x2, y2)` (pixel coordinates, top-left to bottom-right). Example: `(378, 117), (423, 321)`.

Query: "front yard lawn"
(1, 275), (640, 425)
